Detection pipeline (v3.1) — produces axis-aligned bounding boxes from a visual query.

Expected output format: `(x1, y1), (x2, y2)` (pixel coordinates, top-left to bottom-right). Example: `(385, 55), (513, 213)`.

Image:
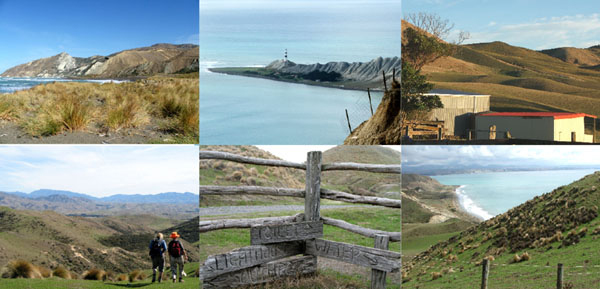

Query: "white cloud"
(467, 13), (600, 49)
(0, 146), (199, 197)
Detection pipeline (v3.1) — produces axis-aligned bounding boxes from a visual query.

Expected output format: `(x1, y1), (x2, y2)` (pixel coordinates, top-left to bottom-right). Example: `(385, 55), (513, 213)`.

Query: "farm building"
(474, 112), (597, 143)
(424, 89), (490, 137)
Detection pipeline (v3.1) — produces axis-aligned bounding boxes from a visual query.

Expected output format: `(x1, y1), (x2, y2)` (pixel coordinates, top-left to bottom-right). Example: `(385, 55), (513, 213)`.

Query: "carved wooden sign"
(305, 239), (401, 272)
(250, 221), (323, 245)
(199, 242), (303, 280)
(202, 255), (317, 289)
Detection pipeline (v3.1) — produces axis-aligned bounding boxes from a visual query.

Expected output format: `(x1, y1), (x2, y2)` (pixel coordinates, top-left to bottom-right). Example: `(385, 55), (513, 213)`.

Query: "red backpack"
(168, 240), (183, 257)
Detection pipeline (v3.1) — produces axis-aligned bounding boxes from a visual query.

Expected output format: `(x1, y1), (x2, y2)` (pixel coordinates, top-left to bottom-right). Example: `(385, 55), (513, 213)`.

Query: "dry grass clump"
(1, 260), (42, 279)
(2, 76), (198, 139)
(82, 268), (106, 281)
(129, 269), (146, 282)
(512, 252), (530, 263)
(106, 94), (149, 130)
(117, 274), (128, 281)
(431, 271), (443, 280)
(37, 266), (52, 278)
(52, 265), (71, 279)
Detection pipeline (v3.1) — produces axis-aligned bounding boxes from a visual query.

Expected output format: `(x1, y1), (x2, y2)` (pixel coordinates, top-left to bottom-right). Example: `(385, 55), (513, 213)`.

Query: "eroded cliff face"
(1, 44), (199, 78)
(266, 56), (401, 82)
(344, 79), (401, 145)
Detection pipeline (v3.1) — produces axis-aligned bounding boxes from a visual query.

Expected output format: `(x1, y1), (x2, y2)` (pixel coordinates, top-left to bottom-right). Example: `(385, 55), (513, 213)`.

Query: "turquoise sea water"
(0, 77), (126, 94)
(432, 169), (599, 220)
(200, 4), (401, 144)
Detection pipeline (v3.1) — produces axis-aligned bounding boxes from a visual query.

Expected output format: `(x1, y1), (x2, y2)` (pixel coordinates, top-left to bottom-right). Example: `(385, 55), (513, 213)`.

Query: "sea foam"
(455, 185), (494, 220)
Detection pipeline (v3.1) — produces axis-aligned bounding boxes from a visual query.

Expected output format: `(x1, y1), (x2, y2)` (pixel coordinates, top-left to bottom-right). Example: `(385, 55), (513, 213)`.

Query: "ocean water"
(0, 77), (127, 94)
(200, 3), (401, 144)
(432, 169), (599, 220)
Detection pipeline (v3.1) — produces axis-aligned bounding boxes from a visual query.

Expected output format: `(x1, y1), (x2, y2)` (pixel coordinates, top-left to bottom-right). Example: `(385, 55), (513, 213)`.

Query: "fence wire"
(339, 90), (382, 134)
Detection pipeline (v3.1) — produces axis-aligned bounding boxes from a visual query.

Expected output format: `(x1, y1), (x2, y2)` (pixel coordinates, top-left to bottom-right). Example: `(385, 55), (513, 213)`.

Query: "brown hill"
(540, 47), (600, 67)
(1, 44), (199, 78)
(0, 207), (198, 274)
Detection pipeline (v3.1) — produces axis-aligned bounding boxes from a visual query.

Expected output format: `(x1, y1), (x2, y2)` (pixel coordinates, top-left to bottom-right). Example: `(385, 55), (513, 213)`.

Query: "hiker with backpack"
(168, 231), (187, 283)
(149, 232), (167, 283)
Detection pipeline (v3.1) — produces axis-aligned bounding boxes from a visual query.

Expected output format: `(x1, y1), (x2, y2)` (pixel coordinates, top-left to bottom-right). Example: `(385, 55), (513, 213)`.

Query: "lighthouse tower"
(284, 49), (288, 63)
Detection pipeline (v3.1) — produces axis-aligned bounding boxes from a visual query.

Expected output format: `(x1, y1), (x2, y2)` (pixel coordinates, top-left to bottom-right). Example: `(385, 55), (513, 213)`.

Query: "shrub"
(431, 272), (443, 280)
(52, 266), (71, 279)
(129, 269), (146, 282)
(82, 268), (106, 281)
(37, 266), (52, 278)
(1, 260), (42, 279)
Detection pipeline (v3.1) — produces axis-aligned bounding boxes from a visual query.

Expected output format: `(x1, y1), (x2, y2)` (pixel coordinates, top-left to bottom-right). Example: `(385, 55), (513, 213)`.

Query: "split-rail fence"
(199, 150), (401, 289)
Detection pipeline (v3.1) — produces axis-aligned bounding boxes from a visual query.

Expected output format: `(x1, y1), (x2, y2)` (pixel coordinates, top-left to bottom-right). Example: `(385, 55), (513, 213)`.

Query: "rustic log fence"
(402, 121), (445, 140)
(199, 150), (401, 288)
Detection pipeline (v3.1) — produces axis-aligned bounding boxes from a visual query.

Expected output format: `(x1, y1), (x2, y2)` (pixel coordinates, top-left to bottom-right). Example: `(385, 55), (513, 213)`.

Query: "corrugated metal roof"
(426, 89), (489, 96)
(479, 112), (597, 119)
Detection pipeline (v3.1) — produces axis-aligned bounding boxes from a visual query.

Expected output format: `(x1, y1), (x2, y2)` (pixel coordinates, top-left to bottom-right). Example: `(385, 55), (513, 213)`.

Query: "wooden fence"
(199, 150), (402, 289)
(403, 121), (445, 140)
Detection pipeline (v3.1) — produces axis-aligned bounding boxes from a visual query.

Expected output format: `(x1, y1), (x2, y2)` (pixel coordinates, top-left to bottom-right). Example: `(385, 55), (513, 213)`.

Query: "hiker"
(149, 232), (167, 283)
(168, 231), (187, 283)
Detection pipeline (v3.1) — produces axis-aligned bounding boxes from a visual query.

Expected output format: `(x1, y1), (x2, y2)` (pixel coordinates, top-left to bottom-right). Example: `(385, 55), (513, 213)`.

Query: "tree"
(405, 12), (470, 44)
(401, 62), (442, 125)
(402, 27), (453, 70)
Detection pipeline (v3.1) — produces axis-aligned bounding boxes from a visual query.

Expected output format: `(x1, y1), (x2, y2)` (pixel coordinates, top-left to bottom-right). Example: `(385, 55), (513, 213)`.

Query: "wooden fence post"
(557, 263), (563, 289)
(305, 151), (322, 222)
(345, 109), (352, 133)
(368, 88), (374, 116)
(481, 258), (489, 289)
(371, 234), (390, 289)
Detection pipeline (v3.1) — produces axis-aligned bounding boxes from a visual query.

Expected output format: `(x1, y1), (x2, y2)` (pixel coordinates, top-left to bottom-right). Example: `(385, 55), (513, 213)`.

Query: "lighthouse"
(284, 49), (288, 63)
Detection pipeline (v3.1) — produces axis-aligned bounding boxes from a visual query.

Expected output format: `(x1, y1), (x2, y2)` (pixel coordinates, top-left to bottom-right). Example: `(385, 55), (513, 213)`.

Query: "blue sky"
(403, 0), (600, 50)
(0, 146), (199, 197)
(0, 0), (199, 72)
(402, 146), (600, 174)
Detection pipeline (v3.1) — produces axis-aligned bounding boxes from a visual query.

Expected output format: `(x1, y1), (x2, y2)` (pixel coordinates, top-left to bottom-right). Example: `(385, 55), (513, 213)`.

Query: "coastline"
(451, 185), (492, 221)
(208, 67), (383, 92)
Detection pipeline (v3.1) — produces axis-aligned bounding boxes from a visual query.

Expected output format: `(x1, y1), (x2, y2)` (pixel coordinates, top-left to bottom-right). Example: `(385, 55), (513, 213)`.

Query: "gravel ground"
(200, 205), (368, 216)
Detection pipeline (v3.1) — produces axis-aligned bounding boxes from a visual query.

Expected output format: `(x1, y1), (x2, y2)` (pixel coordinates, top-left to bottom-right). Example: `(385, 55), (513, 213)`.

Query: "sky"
(402, 146), (600, 174)
(0, 145), (199, 197)
(403, 0), (600, 50)
(257, 145), (401, 163)
(0, 0), (199, 72)
(200, 0), (400, 11)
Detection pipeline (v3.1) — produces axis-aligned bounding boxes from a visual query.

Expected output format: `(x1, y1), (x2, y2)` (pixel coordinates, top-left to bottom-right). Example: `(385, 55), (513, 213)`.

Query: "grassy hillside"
(321, 146), (401, 198)
(403, 21), (600, 140)
(403, 171), (600, 288)
(200, 145), (305, 206)
(0, 207), (197, 275)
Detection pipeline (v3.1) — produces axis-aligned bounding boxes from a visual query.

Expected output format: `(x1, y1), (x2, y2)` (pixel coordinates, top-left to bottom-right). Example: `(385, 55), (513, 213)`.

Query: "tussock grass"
(1, 75), (198, 141)
(116, 274), (127, 281)
(36, 266), (52, 278)
(52, 265), (71, 279)
(82, 268), (106, 281)
(1, 260), (42, 279)
(128, 269), (146, 282)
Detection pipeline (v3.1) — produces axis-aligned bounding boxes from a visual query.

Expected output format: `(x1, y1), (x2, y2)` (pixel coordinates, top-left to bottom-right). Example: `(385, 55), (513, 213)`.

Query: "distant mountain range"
(0, 43), (199, 78)
(0, 189), (199, 219)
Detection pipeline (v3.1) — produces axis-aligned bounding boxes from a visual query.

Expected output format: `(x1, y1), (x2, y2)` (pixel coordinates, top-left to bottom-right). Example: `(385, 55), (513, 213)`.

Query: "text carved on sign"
(251, 221), (323, 244)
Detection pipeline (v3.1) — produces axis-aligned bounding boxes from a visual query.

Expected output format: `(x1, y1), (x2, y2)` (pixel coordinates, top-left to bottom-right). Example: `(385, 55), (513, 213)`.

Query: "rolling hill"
(403, 171), (600, 288)
(402, 20), (600, 134)
(0, 207), (198, 275)
(1, 43), (199, 78)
